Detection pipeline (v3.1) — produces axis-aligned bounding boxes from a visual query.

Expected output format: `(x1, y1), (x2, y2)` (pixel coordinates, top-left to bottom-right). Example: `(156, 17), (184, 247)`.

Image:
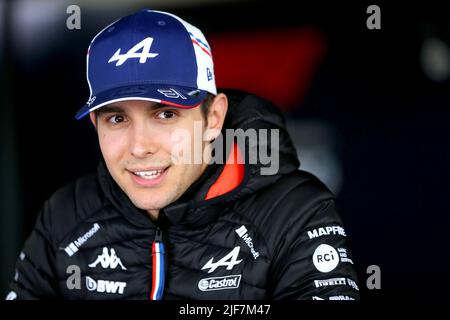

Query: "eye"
(157, 110), (177, 120)
(107, 114), (126, 124)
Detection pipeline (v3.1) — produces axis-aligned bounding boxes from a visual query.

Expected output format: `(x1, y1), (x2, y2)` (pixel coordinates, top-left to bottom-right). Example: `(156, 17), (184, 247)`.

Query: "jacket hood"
(214, 89), (300, 200)
(98, 89), (300, 227)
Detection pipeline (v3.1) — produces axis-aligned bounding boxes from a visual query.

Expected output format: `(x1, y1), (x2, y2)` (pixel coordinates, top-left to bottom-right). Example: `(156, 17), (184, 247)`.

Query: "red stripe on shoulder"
(205, 142), (245, 200)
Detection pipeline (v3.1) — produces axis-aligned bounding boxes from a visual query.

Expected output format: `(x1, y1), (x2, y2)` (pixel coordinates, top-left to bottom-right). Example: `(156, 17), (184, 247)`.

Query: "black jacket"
(7, 90), (359, 300)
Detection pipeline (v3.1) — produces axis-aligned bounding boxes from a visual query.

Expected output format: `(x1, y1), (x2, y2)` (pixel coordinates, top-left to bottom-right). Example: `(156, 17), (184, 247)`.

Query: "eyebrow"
(95, 102), (169, 116)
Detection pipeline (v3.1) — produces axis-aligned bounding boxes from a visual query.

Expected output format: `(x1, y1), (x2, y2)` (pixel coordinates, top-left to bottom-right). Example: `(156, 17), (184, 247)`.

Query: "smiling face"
(90, 95), (228, 220)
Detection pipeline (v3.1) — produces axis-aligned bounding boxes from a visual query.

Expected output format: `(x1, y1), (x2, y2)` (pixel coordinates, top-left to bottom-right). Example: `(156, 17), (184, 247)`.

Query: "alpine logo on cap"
(108, 37), (159, 66)
(86, 96), (96, 107)
(157, 88), (187, 99)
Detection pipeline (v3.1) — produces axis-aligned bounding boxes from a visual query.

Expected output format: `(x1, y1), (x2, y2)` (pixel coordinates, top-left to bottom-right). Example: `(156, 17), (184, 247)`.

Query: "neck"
(145, 152), (211, 222)
(147, 209), (159, 221)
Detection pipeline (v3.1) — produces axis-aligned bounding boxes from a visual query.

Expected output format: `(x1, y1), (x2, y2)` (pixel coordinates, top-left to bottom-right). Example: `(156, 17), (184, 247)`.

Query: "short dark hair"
(200, 93), (215, 122)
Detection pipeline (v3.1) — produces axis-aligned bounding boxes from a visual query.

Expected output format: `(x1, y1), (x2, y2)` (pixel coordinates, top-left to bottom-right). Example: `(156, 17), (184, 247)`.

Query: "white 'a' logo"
(108, 37), (159, 66)
(201, 246), (242, 274)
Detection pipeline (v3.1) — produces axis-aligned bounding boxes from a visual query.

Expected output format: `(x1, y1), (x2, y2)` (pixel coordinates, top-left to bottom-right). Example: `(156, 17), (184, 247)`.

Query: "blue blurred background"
(1, 0), (449, 300)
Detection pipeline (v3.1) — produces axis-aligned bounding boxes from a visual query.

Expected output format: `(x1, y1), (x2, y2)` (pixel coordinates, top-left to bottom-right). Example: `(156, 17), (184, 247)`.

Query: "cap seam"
(93, 80), (203, 92)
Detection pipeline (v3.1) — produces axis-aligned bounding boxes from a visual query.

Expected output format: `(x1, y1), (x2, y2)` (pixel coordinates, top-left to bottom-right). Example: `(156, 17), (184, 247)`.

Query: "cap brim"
(75, 84), (207, 120)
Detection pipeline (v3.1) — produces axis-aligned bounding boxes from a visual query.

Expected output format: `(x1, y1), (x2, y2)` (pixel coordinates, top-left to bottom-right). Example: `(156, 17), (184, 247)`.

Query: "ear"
(89, 112), (97, 129)
(205, 93), (228, 141)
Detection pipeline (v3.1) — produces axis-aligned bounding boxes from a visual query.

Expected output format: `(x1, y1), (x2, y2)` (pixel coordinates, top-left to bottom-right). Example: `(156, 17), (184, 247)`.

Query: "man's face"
(91, 100), (212, 217)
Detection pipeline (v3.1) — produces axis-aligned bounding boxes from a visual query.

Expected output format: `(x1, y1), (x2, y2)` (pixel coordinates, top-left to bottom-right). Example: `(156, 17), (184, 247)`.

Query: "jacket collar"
(97, 89), (300, 228)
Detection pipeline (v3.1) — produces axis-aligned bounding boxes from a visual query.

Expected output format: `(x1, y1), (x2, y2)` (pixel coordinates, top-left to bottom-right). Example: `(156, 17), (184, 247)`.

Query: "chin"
(120, 176), (182, 211)
(129, 192), (171, 212)
(132, 198), (162, 211)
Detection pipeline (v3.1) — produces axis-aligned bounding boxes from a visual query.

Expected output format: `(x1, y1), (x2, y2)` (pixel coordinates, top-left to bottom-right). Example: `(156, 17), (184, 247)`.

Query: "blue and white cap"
(75, 9), (216, 120)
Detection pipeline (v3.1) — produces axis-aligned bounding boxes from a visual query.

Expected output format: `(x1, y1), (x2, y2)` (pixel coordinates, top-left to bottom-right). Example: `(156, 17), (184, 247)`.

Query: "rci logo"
(312, 244), (339, 273)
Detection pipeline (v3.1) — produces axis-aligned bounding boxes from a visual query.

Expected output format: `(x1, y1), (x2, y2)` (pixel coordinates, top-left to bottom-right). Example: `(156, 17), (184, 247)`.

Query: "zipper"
(150, 227), (165, 300)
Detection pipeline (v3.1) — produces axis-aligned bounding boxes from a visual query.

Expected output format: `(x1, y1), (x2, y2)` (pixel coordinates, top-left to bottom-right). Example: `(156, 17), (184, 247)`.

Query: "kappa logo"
(108, 37), (159, 66)
(88, 247), (127, 270)
(86, 276), (127, 295)
(201, 246), (242, 274)
(64, 223), (100, 256)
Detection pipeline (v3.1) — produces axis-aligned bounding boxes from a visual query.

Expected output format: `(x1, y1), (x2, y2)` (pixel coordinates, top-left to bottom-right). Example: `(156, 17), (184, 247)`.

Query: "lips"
(132, 169), (165, 180)
(127, 166), (169, 187)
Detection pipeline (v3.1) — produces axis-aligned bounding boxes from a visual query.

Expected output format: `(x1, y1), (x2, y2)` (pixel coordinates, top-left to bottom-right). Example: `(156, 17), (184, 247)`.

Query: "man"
(7, 9), (359, 300)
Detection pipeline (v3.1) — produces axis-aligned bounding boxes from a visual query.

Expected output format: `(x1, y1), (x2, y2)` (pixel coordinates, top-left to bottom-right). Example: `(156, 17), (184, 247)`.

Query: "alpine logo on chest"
(201, 246), (242, 274)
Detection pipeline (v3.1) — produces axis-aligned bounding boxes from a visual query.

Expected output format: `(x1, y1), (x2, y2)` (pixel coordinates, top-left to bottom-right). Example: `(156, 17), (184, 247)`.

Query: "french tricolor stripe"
(189, 32), (210, 50)
(192, 39), (211, 56)
(150, 241), (165, 300)
(189, 33), (211, 56)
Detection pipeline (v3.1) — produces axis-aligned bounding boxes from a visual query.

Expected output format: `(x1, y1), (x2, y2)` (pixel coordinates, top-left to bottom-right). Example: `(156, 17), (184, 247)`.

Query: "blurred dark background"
(1, 0), (449, 301)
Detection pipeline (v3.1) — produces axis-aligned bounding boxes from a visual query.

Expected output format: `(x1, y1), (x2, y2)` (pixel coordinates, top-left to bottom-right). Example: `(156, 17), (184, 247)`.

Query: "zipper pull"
(154, 227), (163, 243)
(151, 227), (165, 300)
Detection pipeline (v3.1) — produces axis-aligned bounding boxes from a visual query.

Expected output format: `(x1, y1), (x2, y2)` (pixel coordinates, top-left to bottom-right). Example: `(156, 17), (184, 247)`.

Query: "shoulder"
(240, 170), (335, 220)
(39, 171), (104, 244)
(47, 172), (103, 214)
(270, 170), (335, 215)
(236, 170), (341, 244)
(270, 170), (340, 230)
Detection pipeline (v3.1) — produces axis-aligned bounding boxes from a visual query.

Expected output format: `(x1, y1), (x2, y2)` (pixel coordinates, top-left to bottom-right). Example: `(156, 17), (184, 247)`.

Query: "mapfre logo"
(86, 276), (127, 295)
(88, 247), (127, 270)
(108, 37), (159, 66)
(201, 247), (242, 274)
(307, 225), (346, 240)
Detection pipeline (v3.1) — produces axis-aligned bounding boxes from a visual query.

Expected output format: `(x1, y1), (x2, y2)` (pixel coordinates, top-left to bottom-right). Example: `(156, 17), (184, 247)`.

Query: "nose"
(129, 120), (158, 158)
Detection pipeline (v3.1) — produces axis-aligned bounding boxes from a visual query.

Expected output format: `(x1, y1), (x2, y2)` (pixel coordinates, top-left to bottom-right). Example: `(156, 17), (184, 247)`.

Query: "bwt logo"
(86, 276), (127, 295)
(66, 265), (127, 295)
